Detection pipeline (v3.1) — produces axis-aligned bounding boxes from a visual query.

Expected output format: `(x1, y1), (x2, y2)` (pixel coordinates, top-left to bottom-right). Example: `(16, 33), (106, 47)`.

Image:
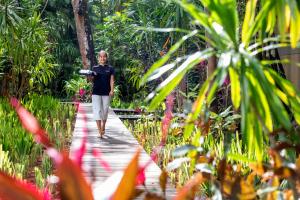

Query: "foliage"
(141, 0), (300, 161)
(91, 0), (205, 105)
(0, 95), (75, 182)
(0, 0), (81, 98)
(43, 0), (81, 97)
(64, 77), (92, 102)
(0, 98), (168, 199)
(0, 0), (57, 97)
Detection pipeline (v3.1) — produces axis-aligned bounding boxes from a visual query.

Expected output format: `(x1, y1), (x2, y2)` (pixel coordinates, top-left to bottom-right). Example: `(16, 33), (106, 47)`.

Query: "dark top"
(92, 64), (115, 95)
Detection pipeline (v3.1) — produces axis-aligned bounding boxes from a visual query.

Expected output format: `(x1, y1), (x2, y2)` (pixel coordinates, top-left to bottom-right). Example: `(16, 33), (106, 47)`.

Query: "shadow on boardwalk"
(70, 103), (176, 199)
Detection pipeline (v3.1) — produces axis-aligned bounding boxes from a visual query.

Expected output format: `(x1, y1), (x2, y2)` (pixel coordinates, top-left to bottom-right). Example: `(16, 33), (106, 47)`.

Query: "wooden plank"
(112, 108), (136, 112)
(70, 103), (176, 199)
(118, 115), (142, 120)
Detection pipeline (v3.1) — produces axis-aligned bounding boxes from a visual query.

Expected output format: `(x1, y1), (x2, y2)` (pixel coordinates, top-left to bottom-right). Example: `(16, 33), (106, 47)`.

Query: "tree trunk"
(71, 0), (97, 69)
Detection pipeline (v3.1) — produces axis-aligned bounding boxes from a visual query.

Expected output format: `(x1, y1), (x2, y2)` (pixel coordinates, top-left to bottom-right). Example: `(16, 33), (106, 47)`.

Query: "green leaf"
(166, 158), (190, 171)
(290, 98), (300, 124)
(140, 30), (198, 86)
(172, 144), (197, 157)
(242, 1), (275, 47)
(242, 54), (292, 130)
(247, 71), (273, 132)
(184, 69), (218, 139)
(242, 0), (257, 44)
(227, 153), (255, 163)
(202, 0), (239, 46)
(267, 67), (297, 97)
(148, 49), (214, 110)
(177, 1), (210, 30)
(229, 67), (241, 109)
(288, 1), (300, 48)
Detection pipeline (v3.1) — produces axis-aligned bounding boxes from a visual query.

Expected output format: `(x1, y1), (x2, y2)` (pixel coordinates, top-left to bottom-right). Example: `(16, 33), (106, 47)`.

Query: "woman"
(91, 50), (115, 138)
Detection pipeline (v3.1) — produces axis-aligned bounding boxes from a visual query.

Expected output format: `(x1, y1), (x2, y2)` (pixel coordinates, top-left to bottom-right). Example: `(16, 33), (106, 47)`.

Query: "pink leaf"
(92, 149), (112, 173)
(136, 168), (146, 185)
(10, 98), (52, 148)
(0, 171), (51, 200)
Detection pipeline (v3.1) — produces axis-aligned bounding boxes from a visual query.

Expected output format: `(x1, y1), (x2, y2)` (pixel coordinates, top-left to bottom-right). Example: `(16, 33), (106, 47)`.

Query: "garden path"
(70, 103), (176, 199)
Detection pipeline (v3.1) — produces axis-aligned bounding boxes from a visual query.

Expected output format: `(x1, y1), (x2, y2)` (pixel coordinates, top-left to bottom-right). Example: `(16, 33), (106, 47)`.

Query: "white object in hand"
(79, 69), (96, 76)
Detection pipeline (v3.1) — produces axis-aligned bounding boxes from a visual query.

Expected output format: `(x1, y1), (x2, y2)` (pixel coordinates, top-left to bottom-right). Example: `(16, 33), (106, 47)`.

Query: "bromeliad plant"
(0, 98), (173, 200)
(140, 0), (300, 161)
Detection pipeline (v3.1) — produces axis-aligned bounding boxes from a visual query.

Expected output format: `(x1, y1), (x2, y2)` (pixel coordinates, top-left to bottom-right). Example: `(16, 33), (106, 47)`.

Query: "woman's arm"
(109, 75), (114, 96)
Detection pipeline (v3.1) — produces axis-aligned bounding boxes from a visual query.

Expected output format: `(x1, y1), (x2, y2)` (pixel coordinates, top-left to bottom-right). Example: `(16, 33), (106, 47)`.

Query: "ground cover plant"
(1, 0), (300, 199)
(0, 95), (75, 190)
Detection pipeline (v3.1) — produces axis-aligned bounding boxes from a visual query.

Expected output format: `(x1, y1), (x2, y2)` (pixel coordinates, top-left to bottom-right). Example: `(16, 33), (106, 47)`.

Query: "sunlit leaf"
(159, 170), (168, 196)
(243, 1), (275, 46)
(229, 67), (241, 109)
(195, 163), (212, 174)
(202, 0), (239, 45)
(166, 158), (190, 171)
(172, 144), (196, 157)
(56, 153), (93, 200)
(289, 4), (300, 47)
(148, 49), (213, 110)
(247, 71), (273, 132)
(267, 68), (297, 97)
(140, 30), (199, 86)
(174, 172), (210, 200)
(184, 70), (218, 139)
(242, 0), (257, 45)
(112, 149), (140, 200)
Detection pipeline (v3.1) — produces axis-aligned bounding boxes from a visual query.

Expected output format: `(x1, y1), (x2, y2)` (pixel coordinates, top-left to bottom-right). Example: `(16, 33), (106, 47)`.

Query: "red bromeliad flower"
(10, 98), (52, 148)
(79, 88), (86, 97)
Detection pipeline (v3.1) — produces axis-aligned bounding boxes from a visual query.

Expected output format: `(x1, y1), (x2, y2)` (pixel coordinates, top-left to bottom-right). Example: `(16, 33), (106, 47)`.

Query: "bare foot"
(98, 130), (103, 138)
(101, 130), (105, 137)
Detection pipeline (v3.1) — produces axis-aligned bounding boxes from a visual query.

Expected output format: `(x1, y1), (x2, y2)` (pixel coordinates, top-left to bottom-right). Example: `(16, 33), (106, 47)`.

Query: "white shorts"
(92, 95), (110, 120)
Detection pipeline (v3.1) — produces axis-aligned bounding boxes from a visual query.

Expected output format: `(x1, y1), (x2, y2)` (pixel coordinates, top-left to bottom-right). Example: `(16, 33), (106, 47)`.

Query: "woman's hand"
(87, 75), (94, 82)
(109, 90), (114, 97)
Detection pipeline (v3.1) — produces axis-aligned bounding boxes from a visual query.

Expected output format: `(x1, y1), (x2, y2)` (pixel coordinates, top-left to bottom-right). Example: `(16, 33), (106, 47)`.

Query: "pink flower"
(79, 88), (86, 97)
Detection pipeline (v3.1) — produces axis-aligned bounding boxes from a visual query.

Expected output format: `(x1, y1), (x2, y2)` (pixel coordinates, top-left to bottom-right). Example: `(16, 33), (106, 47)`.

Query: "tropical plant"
(64, 77), (92, 102)
(141, 0), (300, 161)
(0, 95), (76, 183)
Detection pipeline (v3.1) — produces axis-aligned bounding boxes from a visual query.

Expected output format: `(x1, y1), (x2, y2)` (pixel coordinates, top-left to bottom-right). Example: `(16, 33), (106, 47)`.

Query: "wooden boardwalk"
(70, 103), (176, 199)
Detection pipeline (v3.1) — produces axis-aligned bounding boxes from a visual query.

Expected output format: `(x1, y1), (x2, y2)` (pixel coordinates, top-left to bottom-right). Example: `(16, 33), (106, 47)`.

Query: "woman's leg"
(92, 95), (102, 136)
(101, 96), (110, 135)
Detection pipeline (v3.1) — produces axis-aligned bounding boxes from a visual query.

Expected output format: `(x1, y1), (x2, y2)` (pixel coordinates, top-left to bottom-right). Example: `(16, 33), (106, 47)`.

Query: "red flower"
(79, 88), (86, 97)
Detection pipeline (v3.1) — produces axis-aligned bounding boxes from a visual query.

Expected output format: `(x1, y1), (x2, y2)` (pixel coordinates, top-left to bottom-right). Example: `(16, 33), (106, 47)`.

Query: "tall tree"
(71, 0), (96, 69)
